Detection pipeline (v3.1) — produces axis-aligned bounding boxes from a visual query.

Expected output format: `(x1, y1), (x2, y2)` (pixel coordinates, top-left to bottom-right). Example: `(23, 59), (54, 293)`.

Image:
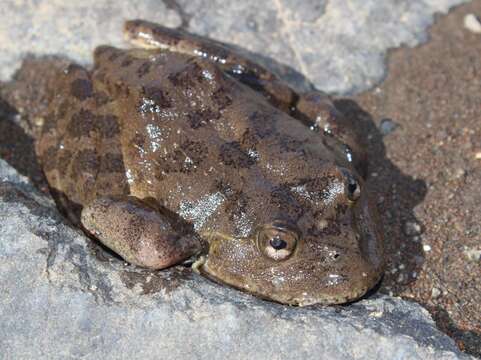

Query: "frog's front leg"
(81, 196), (203, 269)
(123, 19), (297, 110)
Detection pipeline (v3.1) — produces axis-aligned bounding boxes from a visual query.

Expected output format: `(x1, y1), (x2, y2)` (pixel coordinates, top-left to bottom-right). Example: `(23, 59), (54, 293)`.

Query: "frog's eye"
(341, 169), (361, 202)
(257, 225), (298, 261)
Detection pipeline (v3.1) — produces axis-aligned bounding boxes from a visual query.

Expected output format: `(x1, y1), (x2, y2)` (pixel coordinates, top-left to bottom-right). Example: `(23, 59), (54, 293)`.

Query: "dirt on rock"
(351, 1), (481, 356)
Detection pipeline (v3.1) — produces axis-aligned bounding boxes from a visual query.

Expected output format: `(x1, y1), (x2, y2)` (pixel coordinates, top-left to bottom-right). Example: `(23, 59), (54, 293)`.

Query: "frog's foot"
(123, 19), (296, 110)
(81, 196), (203, 269)
(295, 91), (368, 176)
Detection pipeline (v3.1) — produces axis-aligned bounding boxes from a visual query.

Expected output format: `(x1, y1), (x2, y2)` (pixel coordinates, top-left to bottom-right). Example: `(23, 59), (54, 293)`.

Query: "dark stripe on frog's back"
(37, 62), (129, 213)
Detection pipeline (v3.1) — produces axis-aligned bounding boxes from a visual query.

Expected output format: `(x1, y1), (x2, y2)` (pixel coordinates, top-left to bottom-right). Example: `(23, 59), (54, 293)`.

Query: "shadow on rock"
(0, 97), (45, 188)
(335, 99), (428, 296)
(428, 305), (481, 358)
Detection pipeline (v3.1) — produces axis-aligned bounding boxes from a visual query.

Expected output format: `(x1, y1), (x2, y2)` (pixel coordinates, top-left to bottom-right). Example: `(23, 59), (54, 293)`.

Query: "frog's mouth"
(195, 254), (382, 306)
(191, 254), (207, 273)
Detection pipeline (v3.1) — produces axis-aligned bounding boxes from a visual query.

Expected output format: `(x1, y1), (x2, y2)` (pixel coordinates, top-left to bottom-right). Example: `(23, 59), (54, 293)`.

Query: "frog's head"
(195, 166), (384, 306)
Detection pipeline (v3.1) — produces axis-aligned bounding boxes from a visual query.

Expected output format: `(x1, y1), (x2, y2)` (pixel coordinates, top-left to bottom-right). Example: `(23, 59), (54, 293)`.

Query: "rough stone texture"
(0, 159), (474, 359)
(0, 0), (471, 94)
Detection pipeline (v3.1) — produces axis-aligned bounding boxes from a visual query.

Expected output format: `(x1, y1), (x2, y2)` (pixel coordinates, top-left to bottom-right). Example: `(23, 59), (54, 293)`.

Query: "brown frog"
(33, 20), (384, 306)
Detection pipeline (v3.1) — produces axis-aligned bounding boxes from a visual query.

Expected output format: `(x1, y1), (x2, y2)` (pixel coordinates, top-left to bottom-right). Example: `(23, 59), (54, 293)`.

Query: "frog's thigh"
(124, 19), (296, 109)
(296, 91), (367, 175)
(81, 196), (201, 269)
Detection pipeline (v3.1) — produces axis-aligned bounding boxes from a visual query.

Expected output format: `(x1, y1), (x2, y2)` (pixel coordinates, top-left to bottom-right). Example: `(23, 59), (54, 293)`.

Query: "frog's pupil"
(347, 181), (357, 195)
(270, 236), (287, 250)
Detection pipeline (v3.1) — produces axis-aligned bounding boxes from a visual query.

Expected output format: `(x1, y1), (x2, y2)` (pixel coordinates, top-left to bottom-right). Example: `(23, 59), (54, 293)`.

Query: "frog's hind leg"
(81, 196), (203, 269)
(124, 19), (297, 110)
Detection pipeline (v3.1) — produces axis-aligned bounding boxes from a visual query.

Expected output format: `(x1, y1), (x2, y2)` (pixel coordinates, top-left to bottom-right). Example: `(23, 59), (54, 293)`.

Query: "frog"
(33, 19), (384, 306)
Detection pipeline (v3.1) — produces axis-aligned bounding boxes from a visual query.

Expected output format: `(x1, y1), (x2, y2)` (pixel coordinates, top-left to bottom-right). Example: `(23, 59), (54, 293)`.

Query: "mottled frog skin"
(35, 20), (384, 306)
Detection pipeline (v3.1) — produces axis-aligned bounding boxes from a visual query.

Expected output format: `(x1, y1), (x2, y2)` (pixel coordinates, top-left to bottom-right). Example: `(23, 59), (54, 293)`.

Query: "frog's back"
(95, 47), (338, 233)
(38, 46), (335, 234)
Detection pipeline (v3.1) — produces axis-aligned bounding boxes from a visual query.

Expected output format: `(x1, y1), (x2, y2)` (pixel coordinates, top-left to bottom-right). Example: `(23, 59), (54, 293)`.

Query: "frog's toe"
(81, 196), (202, 269)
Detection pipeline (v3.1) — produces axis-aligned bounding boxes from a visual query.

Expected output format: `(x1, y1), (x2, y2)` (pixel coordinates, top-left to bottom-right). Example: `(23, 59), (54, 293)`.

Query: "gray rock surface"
(0, 0), (471, 94)
(0, 159), (474, 359)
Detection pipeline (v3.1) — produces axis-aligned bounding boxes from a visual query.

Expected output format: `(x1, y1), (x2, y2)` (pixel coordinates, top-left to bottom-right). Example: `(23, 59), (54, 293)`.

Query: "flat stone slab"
(0, 159), (473, 359)
(0, 0), (471, 94)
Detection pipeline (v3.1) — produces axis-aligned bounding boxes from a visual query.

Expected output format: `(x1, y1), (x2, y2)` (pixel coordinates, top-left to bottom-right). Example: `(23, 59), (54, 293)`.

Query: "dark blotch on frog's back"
(70, 78), (93, 101)
(108, 50), (122, 63)
(279, 134), (304, 154)
(66, 109), (96, 137)
(157, 139), (208, 175)
(249, 110), (277, 139)
(212, 88), (233, 110)
(66, 110), (120, 139)
(187, 109), (220, 129)
(141, 86), (172, 108)
(97, 115), (121, 138)
(167, 61), (204, 88)
(137, 62), (152, 78)
(102, 153), (125, 173)
(121, 57), (134, 68)
(269, 184), (305, 220)
(219, 141), (256, 169)
(71, 149), (100, 180)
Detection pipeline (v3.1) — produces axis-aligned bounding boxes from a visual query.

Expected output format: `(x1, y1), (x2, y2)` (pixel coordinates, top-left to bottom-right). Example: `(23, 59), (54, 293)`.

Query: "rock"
(0, 0), (471, 94)
(463, 247), (481, 262)
(0, 159), (474, 359)
(403, 221), (423, 236)
(379, 118), (399, 135)
(432, 287), (442, 299)
(463, 14), (481, 33)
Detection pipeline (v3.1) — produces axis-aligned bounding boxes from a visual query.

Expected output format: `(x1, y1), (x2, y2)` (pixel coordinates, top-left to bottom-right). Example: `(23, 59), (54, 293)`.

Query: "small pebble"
(463, 248), (481, 262)
(431, 287), (441, 299)
(379, 118), (399, 135)
(423, 244), (432, 252)
(453, 168), (466, 179)
(475, 152), (481, 160)
(464, 14), (481, 34)
(403, 221), (422, 236)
